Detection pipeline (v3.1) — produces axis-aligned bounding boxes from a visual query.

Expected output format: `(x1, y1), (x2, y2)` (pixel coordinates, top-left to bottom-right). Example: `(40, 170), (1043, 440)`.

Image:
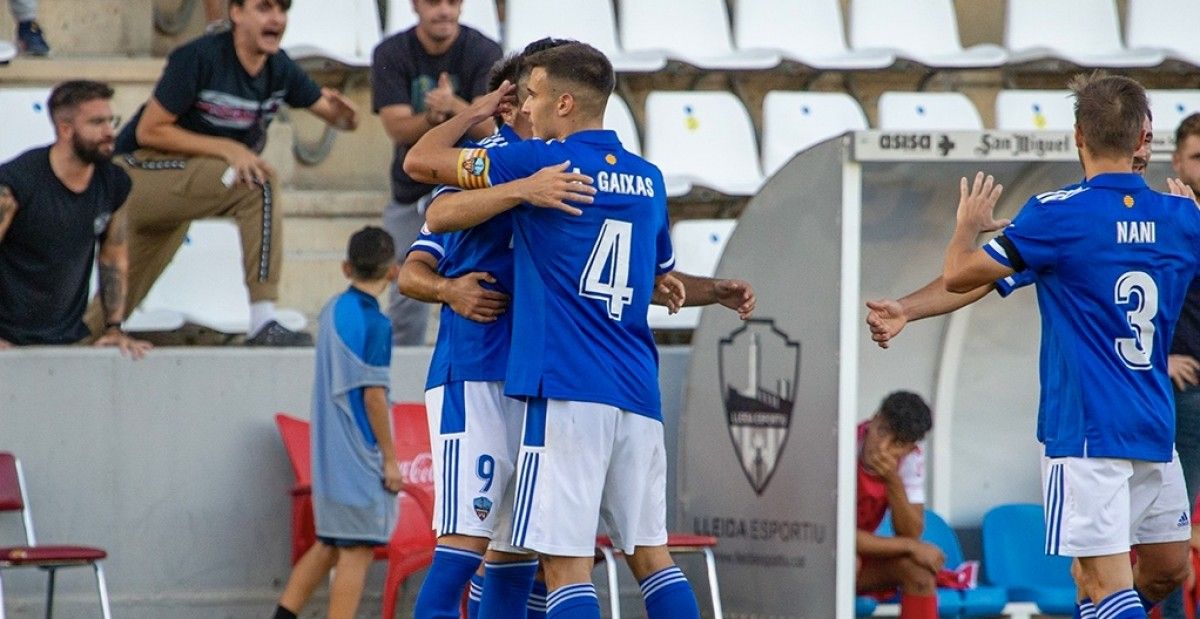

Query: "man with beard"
(371, 0), (502, 344)
(94, 0), (360, 346)
(0, 80), (149, 357)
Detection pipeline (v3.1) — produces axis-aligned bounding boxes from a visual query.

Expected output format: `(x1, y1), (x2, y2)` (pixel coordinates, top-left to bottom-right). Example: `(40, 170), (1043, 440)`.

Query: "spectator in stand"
(370, 0), (501, 344)
(92, 0), (359, 346)
(5, 0), (50, 56)
(0, 80), (149, 358)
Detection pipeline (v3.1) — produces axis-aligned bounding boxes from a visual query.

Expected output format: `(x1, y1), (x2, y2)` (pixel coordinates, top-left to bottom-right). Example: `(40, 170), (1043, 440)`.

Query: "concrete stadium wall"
(0, 347), (690, 618)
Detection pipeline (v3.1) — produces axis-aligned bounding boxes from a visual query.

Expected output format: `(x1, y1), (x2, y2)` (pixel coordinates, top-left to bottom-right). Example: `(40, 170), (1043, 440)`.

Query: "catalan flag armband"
(457, 148), (492, 189)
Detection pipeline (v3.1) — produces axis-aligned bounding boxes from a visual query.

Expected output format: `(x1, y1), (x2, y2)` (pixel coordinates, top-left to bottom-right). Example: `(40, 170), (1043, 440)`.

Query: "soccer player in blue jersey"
(403, 42), (725, 619)
(941, 73), (1200, 619)
(400, 43), (599, 619)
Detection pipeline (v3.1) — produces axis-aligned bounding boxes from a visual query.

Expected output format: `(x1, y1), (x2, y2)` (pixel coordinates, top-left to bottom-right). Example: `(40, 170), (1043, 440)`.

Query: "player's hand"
(321, 87), (359, 131)
(1168, 178), (1200, 206)
(382, 459), (403, 494)
(908, 540), (945, 574)
(865, 298), (907, 349)
(93, 329), (152, 360)
(520, 161), (596, 215)
(440, 272), (510, 323)
(224, 144), (276, 186)
(715, 279), (755, 319)
(956, 172), (1007, 234)
(654, 273), (686, 314)
(1170, 354), (1200, 391)
(467, 80), (517, 124)
(863, 440), (901, 481)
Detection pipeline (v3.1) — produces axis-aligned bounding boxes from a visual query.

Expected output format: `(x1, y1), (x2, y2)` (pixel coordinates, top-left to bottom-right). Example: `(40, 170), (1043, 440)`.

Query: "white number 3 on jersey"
(580, 219), (635, 320)
(1114, 270), (1158, 370)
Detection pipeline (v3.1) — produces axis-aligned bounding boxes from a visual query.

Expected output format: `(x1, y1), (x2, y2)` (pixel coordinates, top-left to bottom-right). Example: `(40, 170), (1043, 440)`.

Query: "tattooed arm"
(0, 185), (17, 244)
(94, 210), (151, 359)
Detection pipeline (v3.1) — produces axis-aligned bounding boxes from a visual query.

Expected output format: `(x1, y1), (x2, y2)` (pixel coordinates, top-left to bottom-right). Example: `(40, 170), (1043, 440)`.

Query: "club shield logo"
(718, 318), (800, 496)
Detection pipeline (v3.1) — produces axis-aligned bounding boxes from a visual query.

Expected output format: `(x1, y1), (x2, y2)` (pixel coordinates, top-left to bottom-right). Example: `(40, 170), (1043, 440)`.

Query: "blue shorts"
(317, 535), (385, 549)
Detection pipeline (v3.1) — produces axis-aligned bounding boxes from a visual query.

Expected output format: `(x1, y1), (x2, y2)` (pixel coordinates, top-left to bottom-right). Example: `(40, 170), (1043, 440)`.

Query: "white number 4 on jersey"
(579, 219), (634, 320)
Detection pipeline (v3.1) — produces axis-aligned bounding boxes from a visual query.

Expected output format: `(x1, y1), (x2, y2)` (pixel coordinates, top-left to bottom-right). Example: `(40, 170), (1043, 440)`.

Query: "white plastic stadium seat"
(0, 88), (53, 164)
(504, 0), (665, 72)
(0, 41), (14, 64)
(1147, 90), (1200, 145)
(644, 91), (764, 197)
(1005, 0), (1163, 68)
(618, 0), (781, 71)
(849, 0), (1006, 69)
(647, 220), (738, 330)
(1127, 0), (1200, 68)
(135, 220), (306, 334)
(877, 92), (983, 131)
(734, 0), (893, 70)
(761, 91), (869, 177)
(283, 0), (381, 67)
(994, 90), (1075, 131)
(386, 0), (501, 43)
(605, 94), (641, 156)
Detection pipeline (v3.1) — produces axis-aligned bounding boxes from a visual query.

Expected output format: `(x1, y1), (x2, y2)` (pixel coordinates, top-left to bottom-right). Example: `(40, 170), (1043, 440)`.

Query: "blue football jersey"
(467, 129), (673, 419)
(408, 124), (520, 390)
(984, 173), (1200, 461)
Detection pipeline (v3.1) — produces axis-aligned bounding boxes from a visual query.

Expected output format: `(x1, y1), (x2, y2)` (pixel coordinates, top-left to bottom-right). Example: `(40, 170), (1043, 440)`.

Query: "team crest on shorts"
(718, 318), (800, 496)
(473, 496), (493, 521)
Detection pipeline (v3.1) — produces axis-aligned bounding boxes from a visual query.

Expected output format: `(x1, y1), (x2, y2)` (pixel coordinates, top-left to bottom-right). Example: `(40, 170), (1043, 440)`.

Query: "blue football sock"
(527, 578), (548, 618)
(546, 583), (600, 619)
(478, 559), (538, 619)
(639, 566), (701, 619)
(467, 572), (484, 619)
(1076, 598), (1096, 619)
(1134, 587), (1156, 611)
(1096, 589), (1147, 619)
(413, 545), (484, 619)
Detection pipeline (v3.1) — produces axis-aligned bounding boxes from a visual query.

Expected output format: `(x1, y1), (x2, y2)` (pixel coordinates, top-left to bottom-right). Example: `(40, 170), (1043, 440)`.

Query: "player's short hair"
(521, 42), (615, 117)
(48, 80), (114, 124)
(487, 53), (523, 94)
(877, 391), (932, 444)
(1175, 113), (1200, 151)
(346, 226), (396, 281)
(1068, 70), (1149, 160)
(229, 0), (291, 11)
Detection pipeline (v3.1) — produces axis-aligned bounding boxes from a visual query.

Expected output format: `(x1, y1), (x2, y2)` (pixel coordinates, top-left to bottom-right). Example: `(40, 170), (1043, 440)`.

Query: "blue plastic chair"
(855, 595), (878, 617)
(877, 509), (1009, 617)
(981, 503), (1076, 615)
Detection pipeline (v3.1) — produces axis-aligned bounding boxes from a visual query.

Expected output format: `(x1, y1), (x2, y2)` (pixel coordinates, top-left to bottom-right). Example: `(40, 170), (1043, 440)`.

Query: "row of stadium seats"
(861, 505), (1073, 618)
(281, 0), (1200, 72)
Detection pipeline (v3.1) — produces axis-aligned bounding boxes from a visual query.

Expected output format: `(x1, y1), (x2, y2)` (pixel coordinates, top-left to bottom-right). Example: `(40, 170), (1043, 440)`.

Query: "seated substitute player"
(856, 392), (944, 619)
(405, 42), (716, 619)
(942, 72), (1200, 619)
(272, 227), (402, 619)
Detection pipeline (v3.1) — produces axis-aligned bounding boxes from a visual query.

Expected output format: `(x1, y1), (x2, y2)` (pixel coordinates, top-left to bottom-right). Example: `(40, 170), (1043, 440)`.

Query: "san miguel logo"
(718, 318), (800, 495)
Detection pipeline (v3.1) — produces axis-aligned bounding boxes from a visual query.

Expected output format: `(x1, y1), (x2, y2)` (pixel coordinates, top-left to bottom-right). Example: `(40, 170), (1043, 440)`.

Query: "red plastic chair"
(0, 452), (112, 619)
(274, 414), (323, 565)
(593, 534), (723, 619)
(381, 402), (438, 619)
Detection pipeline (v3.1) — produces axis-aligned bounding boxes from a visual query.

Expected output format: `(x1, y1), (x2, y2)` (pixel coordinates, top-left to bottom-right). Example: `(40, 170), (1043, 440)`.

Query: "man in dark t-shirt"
(371, 0), (501, 344)
(88, 0), (359, 346)
(0, 80), (149, 357)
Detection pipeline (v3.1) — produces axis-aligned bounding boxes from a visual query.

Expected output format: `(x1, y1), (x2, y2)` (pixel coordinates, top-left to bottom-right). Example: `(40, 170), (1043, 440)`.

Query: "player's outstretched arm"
(424, 162), (596, 234)
(404, 81), (516, 186)
(865, 276), (994, 349)
(397, 251), (509, 323)
(659, 272), (755, 319)
(943, 172), (1013, 292)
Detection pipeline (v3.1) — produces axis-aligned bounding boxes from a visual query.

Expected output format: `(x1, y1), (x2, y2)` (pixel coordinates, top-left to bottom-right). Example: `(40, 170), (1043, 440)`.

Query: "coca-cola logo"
(398, 452), (434, 486)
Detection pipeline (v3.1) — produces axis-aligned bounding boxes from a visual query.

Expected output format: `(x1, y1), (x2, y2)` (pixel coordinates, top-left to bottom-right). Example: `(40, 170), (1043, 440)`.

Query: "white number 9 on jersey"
(579, 219), (634, 320)
(1114, 270), (1158, 370)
